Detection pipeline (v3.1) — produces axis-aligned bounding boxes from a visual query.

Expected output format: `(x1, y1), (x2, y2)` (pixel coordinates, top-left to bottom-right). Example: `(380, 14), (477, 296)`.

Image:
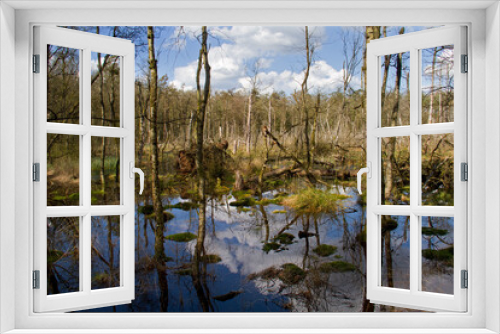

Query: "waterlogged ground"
(71, 183), (454, 313)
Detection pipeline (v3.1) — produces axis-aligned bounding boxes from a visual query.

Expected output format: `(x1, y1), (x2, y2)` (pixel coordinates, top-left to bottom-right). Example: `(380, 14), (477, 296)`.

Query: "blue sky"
(90, 26), (430, 95)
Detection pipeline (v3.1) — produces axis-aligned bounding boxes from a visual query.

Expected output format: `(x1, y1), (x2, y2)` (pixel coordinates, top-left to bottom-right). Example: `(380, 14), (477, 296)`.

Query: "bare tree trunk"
(267, 96), (272, 147)
(246, 92), (253, 155)
(148, 26), (169, 311)
(194, 26), (211, 267)
(302, 26), (312, 170)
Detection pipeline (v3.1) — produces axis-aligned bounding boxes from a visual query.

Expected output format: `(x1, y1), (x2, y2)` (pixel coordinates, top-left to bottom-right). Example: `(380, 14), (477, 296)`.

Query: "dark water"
(50, 185), (453, 312)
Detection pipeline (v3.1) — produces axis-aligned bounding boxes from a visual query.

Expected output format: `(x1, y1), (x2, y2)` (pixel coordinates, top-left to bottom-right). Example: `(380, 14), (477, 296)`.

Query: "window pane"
(47, 134), (80, 206)
(381, 215), (410, 290)
(91, 52), (121, 127)
(47, 45), (80, 124)
(421, 134), (454, 206)
(381, 137), (410, 205)
(421, 216), (454, 294)
(380, 51), (410, 127)
(47, 217), (80, 295)
(91, 137), (120, 205)
(91, 216), (120, 290)
(421, 45), (454, 124)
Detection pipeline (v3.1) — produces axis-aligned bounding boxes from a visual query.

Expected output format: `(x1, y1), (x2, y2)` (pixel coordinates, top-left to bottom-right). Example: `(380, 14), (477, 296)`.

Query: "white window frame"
(365, 26), (467, 312)
(0, 1), (499, 333)
(33, 26), (136, 313)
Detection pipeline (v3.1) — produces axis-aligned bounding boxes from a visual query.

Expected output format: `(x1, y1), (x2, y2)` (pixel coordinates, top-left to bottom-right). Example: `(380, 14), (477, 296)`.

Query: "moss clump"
(255, 198), (282, 206)
(262, 242), (280, 253)
(175, 269), (192, 276)
(422, 246), (453, 265)
(422, 227), (449, 236)
(47, 250), (64, 264)
(201, 254), (222, 264)
(313, 244), (338, 257)
(247, 266), (281, 281)
(138, 205), (155, 215)
(282, 188), (349, 214)
(230, 197), (255, 207)
(319, 261), (357, 273)
(146, 211), (175, 222)
(272, 210), (287, 214)
(273, 233), (295, 245)
(279, 263), (306, 284)
(68, 193), (79, 201)
(232, 190), (253, 199)
(382, 218), (398, 233)
(164, 201), (198, 211)
(165, 232), (197, 242)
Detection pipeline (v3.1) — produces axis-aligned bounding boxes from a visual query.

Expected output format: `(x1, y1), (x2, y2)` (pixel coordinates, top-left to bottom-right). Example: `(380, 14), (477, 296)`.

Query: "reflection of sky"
(78, 187), (453, 313)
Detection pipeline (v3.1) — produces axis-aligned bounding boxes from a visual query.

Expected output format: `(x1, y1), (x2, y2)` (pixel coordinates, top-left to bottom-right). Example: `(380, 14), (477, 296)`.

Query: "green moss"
(47, 250), (64, 264)
(232, 190), (253, 199)
(272, 210), (287, 214)
(230, 197), (255, 207)
(201, 254), (222, 264)
(422, 227), (449, 236)
(313, 244), (338, 257)
(319, 261), (357, 273)
(138, 205), (155, 215)
(164, 201), (199, 211)
(422, 246), (453, 265)
(382, 218), (398, 233)
(255, 198), (282, 206)
(146, 211), (175, 222)
(239, 207), (251, 213)
(273, 233), (295, 245)
(175, 269), (192, 276)
(52, 195), (66, 201)
(262, 242), (280, 253)
(279, 263), (306, 284)
(282, 188), (350, 214)
(68, 193), (79, 201)
(165, 232), (197, 242)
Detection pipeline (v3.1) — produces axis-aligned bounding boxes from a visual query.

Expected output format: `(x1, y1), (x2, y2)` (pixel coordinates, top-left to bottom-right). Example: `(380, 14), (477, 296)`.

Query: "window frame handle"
(357, 162), (371, 194)
(129, 161), (145, 195)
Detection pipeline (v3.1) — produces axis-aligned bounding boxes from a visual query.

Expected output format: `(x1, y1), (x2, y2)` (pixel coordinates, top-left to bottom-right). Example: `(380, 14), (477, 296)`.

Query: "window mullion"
(409, 47), (420, 294)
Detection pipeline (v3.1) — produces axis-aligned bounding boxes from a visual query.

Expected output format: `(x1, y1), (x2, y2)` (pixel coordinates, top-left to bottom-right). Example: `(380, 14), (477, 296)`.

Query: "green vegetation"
(279, 263), (306, 284)
(313, 244), (338, 257)
(319, 261), (357, 273)
(165, 232), (197, 242)
(282, 188), (349, 214)
(47, 250), (64, 264)
(273, 233), (295, 245)
(382, 218), (398, 233)
(138, 205), (155, 215)
(230, 197), (255, 207)
(201, 254), (222, 263)
(422, 246), (453, 265)
(422, 227), (449, 236)
(164, 201), (199, 211)
(272, 210), (287, 214)
(262, 242), (280, 253)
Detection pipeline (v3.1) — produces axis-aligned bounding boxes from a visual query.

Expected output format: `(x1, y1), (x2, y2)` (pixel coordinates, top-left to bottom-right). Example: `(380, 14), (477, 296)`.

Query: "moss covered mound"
(382, 218), (398, 233)
(422, 227), (449, 236)
(230, 197), (256, 207)
(138, 205), (155, 215)
(273, 233), (295, 245)
(279, 263), (306, 284)
(164, 201), (199, 211)
(422, 246), (453, 265)
(281, 188), (349, 214)
(262, 242), (280, 253)
(201, 254), (222, 264)
(313, 244), (338, 257)
(319, 261), (357, 273)
(165, 232), (197, 242)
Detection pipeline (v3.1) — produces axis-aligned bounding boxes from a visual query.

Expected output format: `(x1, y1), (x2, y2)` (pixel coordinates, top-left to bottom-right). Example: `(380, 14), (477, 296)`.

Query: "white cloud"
(170, 26), (338, 94)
